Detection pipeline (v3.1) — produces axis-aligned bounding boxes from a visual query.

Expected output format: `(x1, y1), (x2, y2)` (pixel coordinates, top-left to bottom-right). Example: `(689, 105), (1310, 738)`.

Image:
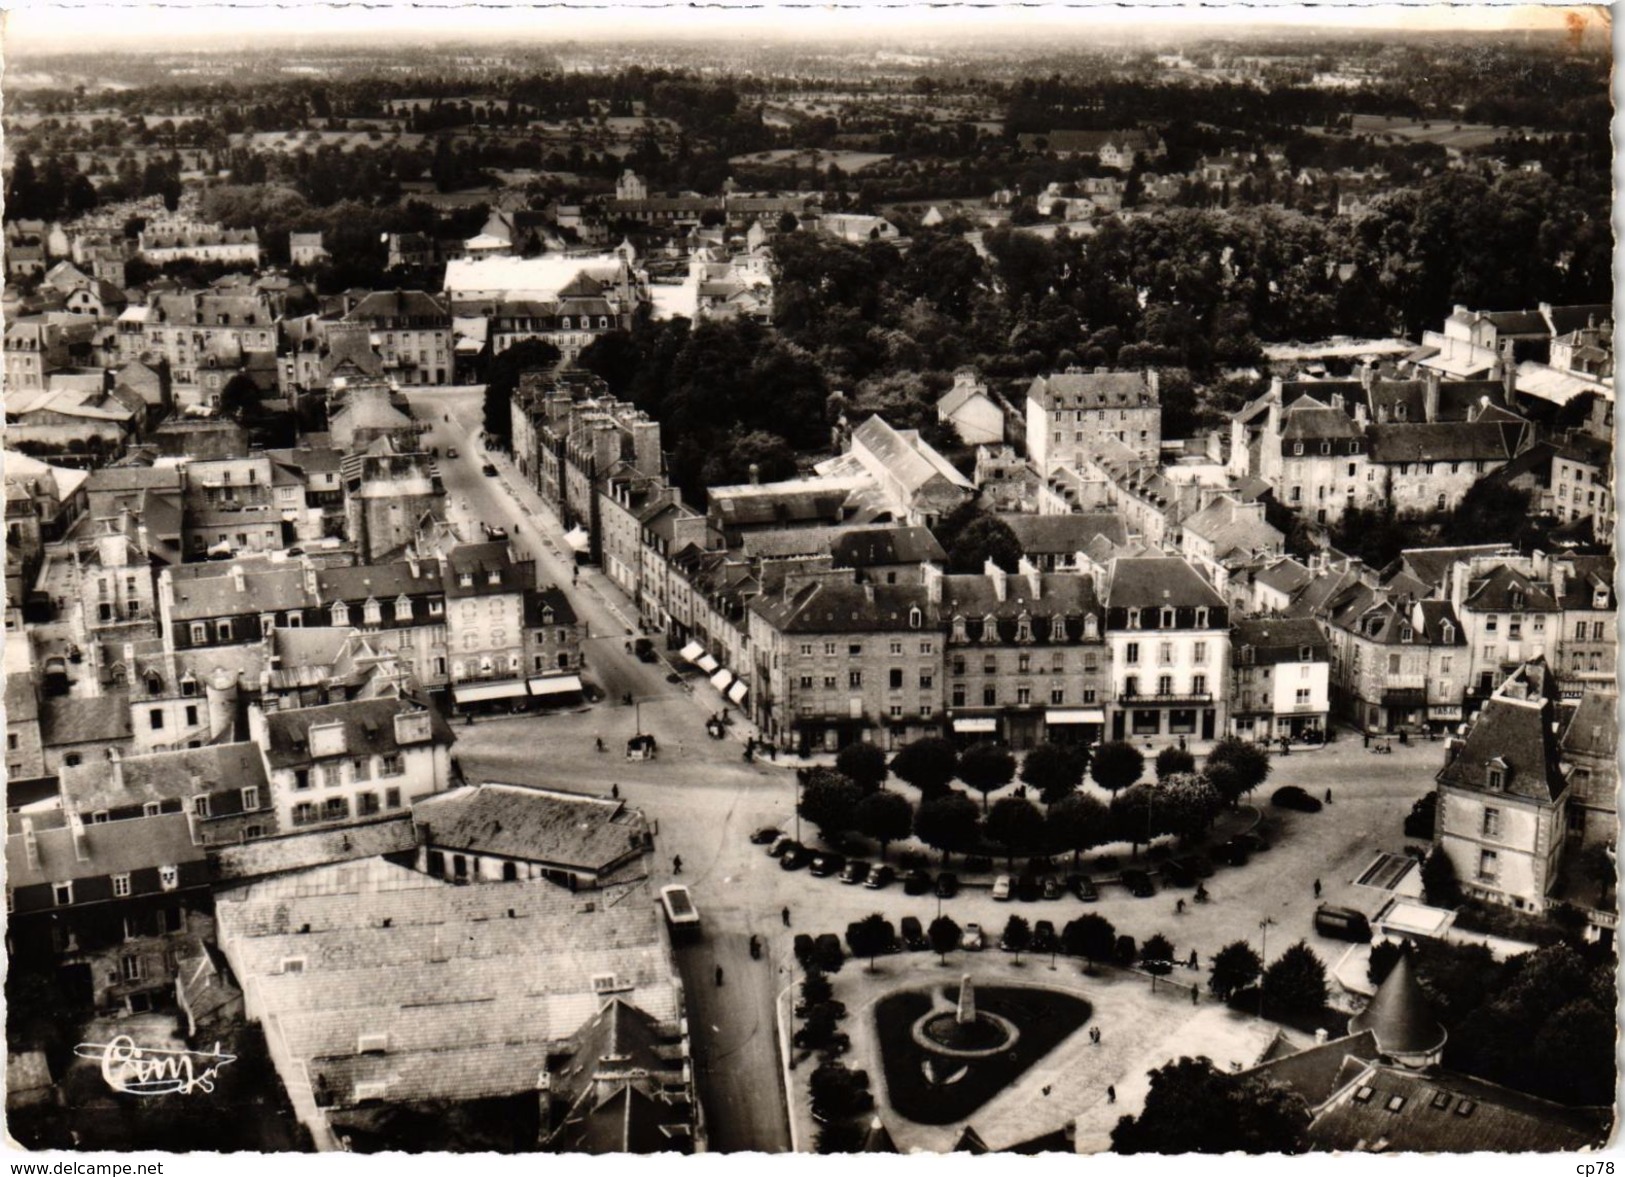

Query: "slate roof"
(1182, 496), (1283, 558)
(828, 525), (946, 568)
(317, 559), (444, 603)
(1559, 689), (1617, 761)
(524, 585), (578, 627)
(1254, 557), (1313, 597)
(1231, 618), (1328, 664)
(1243, 1030), (1380, 1107)
(1105, 556), (1226, 610)
(343, 290), (450, 324)
(1309, 1062), (1608, 1153)
(751, 580), (933, 635)
(1544, 303), (1612, 337)
(167, 562), (314, 620)
(1028, 369), (1156, 410)
(1347, 953), (1446, 1057)
(1557, 555), (1615, 611)
(413, 784), (647, 873)
(937, 379), (994, 418)
(1367, 421), (1523, 463)
(6, 671), (40, 724)
(544, 998), (692, 1154)
(1462, 564), (1558, 613)
(940, 572), (1102, 639)
(64, 742), (269, 814)
(708, 479), (864, 528)
(211, 815), (416, 882)
(851, 415), (973, 495)
(214, 860), (681, 1110)
(996, 512), (1127, 555)
(1389, 545), (1514, 595)
(261, 697), (454, 770)
(39, 693), (134, 748)
(7, 811), (203, 889)
(1280, 398), (1363, 442)
(443, 543), (528, 599)
(1436, 691), (1567, 803)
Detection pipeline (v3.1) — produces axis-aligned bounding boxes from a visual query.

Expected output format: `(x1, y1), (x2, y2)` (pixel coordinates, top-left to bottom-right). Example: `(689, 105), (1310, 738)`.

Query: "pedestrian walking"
(1106, 1085), (1116, 1104)
(1363, 732), (1370, 748)
(1313, 878), (1322, 899)
(1191, 985), (1199, 1006)
(1188, 949), (1199, 970)
(1176, 898), (1186, 915)
(672, 855), (683, 874)
(1042, 1085), (1052, 1097)
(715, 965), (724, 987)
(1324, 787), (1333, 804)
(611, 783), (620, 800)
(782, 906), (791, 928)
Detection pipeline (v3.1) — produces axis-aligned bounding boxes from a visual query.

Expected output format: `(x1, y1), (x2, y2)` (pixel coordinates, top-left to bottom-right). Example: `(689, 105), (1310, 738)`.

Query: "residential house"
(816, 214), (900, 244)
(1098, 555), (1230, 745)
(1450, 557), (1561, 702)
(385, 232), (435, 269)
(973, 445), (1040, 512)
(1014, 129), (1163, 169)
(344, 450), (442, 563)
(1434, 660), (1570, 912)
(1559, 687), (1616, 860)
(936, 561), (1107, 750)
(1549, 431), (1612, 542)
(828, 526), (946, 586)
(1246, 556), (1313, 616)
(523, 585), (585, 682)
(937, 369), (1004, 446)
(1368, 406), (1531, 515)
(159, 558), (316, 656)
(6, 673), (46, 779)
(137, 224), (261, 266)
(1230, 384), (1370, 525)
(1072, 438), (1204, 549)
(38, 693), (136, 773)
(1553, 554), (1615, 696)
(250, 694), (455, 832)
(599, 470), (679, 611)
(62, 741), (274, 844)
(412, 783), (650, 891)
(289, 232), (329, 267)
(313, 556), (450, 691)
(1322, 584), (1466, 733)
(1180, 494), (1285, 601)
(214, 860), (688, 1151)
(441, 542), (534, 704)
(341, 290), (452, 386)
(1228, 617), (1330, 743)
(843, 415), (973, 529)
(1027, 367), (1161, 472)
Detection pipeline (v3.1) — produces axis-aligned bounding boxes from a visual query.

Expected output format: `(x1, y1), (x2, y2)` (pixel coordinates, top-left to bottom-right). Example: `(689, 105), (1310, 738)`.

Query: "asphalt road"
(405, 386), (794, 1152)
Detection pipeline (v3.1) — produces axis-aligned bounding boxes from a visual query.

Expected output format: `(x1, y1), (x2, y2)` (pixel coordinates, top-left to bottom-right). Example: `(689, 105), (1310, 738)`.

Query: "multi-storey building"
(1180, 494), (1285, 602)
(314, 556), (450, 690)
(1553, 554), (1616, 697)
(841, 415), (974, 530)
(344, 451), (442, 563)
(1367, 403), (1530, 516)
(1228, 617), (1329, 743)
(1550, 431), (1613, 543)
(1434, 661), (1570, 913)
(341, 291), (453, 386)
(1449, 557), (1561, 702)
(1558, 687), (1617, 853)
(749, 572), (939, 753)
(250, 695), (455, 833)
(442, 541), (532, 697)
(138, 290), (278, 406)
(137, 224), (261, 266)
(1321, 586), (1466, 733)
(61, 741), (275, 844)
(1098, 555), (1229, 745)
(1026, 367), (1161, 472)
(935, 560), (1107, 750)
(1231, 385), (1371, 525)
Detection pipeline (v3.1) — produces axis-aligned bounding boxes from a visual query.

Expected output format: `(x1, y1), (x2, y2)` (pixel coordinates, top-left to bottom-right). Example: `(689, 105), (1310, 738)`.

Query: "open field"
(730, 147), (892, 173)
(1326, 114), (1546, 151)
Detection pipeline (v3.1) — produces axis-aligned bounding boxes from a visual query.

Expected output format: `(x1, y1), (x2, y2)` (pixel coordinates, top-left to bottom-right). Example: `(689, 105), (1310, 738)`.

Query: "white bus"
(659, 884), (700, 930)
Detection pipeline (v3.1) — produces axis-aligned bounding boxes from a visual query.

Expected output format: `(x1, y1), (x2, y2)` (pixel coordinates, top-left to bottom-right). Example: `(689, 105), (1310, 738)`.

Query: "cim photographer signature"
(73, 1037), (237, 1096)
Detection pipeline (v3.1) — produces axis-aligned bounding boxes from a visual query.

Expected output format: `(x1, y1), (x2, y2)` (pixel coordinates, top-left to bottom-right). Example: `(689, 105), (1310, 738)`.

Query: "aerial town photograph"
(0, 0), (1615, 1165)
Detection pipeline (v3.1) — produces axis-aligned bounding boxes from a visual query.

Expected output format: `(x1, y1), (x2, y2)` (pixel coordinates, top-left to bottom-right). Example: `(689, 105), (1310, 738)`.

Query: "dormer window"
(1441, 622), (1454, 644)
(394, 595), (413, 621)
(982, 614), (1000, 644)
(487, 570), (501, 586)
(908, 606), (922, 629)
(331, 601), (350, 626)
(1595, 590), (1610, 610)
(1159, 607), (1175, 628)
(459, 572), (474, 588)
(951, 615), (968, 643)
(1293, 442), (1304, 456)
(1194, 607), (1209, 628)
(363, 600), (382, 626)
(1298, 645), (1312, 662)
(541, 606), (555, 625)
(1127, 608), (1141, 630)
(1083, 614), (1098, 639)
(1399, 625), (1413, 643)
(1486, 757), (1509, 791)
(1050, 614), (1067, 642)
(1015, 615), (1033, 643)
(1320, 441), (1332, 455)
(1241, 645), (1255, 664)
(1350, 440), (1361, 454)
(1510, 590), (1525, 611)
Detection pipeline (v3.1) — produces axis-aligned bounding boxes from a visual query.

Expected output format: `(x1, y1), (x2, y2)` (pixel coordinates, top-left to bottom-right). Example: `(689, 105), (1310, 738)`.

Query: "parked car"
(900, 916), (928, 950)
(838, 860), (870, 885)
(795, 998), (848, 1019)
(1234, 831), (1271, 854)
(1031, 920), (1059, 954)
(633, 637), (659, 663)
(903, 870), (933, 896)
(809, 853), (846, 878)
(960, 922), (984, 951)
(1173, 853), (1215, 879)
(864, 865), (895, 890)
(447, 446), (459, 459)
(481, 463), (499, 477)
(750, 827), (782, 845)
(1016, 875), (1042, 903)
(1122, 869), (1156, 898)
(1314, 905), (1374, 942)
(992, 875), (1013, 901)
(1273, 785), (1324, 813)
(813, 933), (845, 972)
(1041, 875), (1064, 901)
(1067, 873), (1099, 902)
(1216, 840), (1250, 868)
(768, 836), (800, 859)
(780, 846), (810, 871)
(935, 872), (960, 899)
(1160, 860), (1195, 888)
(793, 933), (815, 965)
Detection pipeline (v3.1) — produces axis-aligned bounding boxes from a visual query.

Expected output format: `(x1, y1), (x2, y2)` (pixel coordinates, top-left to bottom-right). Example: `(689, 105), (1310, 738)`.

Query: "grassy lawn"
(873, 986), (1090, 1125)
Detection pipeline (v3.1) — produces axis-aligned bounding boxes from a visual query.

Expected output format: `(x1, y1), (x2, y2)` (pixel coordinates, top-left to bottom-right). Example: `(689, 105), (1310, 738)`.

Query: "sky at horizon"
(0, 2), (1592, 57)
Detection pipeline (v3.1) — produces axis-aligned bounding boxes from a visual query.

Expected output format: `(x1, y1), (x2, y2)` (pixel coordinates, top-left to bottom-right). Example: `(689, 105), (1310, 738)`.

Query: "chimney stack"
(1423, 369), (1440, 423)
(922, 562), (944, 606)
(69, 812), (90, 864)
(1018, 556), (1042, 600)
(985, 559), (1007, 603)
(22, 817), (38, 870)
(231, 564), (246, 594)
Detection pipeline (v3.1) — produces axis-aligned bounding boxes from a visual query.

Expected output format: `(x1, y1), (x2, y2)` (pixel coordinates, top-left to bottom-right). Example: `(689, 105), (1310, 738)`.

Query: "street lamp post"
(1257, 916), (1277, 1019)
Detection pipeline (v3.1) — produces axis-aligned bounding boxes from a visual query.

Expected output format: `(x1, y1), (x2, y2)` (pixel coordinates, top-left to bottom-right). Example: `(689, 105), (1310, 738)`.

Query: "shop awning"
(696, 654), (720, 674)
(562, 526), (591, 554)
(728, 680), (748, 705)
(454, 680), (530, 704)
(528, 673), (584, 697)
(953, 717), (998, 733)
(679, 642), (705, 663)
(710, 669), (735, 692)
(1046, 708), (1106, 725)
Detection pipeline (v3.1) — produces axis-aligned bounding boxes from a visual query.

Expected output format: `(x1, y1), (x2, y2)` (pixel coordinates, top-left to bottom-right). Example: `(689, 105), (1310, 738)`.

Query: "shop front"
(1044, 707), (1105, 747)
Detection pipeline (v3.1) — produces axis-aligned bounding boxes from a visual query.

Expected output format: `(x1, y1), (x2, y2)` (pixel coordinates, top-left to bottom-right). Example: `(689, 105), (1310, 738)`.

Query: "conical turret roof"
(1348, 950), (1446, 1058)
(862, 1116), (899, 1153)
(953, 1125), (990, 1154)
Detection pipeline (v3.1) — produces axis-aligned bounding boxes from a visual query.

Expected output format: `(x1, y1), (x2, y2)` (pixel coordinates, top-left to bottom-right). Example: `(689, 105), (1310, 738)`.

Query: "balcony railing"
(1118, 692), (1214, 705)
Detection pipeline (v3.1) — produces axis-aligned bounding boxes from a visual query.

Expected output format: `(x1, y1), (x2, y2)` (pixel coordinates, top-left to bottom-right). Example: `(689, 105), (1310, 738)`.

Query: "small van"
(1313, 905), (1372, 942)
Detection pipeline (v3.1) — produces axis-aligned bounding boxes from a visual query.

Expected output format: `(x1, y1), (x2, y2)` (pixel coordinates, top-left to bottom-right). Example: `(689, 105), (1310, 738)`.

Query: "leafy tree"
(1110, 1057), (1311, 1154)
(1141, 933), (1176, 976)
(928, 914), (962, 965)
(1111, 783), (1167, 855)
(943, 514), (1023, 574)
(986, 796), (1044, 867)
(1210, 941), (1263, 1002)
(1154, 773), (1224, 841)
(1113, 935), (1138, 967)
(1021, 741), (1087, 804)
(1000, 915), (1032, 964)
(1367, 939), (1408, 988)
(890, 737), (959, 798)
(218, 372), (263, 422)
(1090, 741), (1145, 799)
(801, 967), (833, 1007)
(855, 790), (913, 861)
(1063, 914), (1117, 968)
(1420, 846), (1461, 908)
(1404, 793), (1437, 840)
(699, 426), (799, 489)
(1045, 792), (1110, 865)
(1262, 941), (1328, 1016)
(912, 791), (981, 862)
(1526, 998), (1616, 1106)
(958, 741), (1016, 812)
(810, 1061), (870, 1122)
(482, 338), (560, 447)
(1155, 746), (1195, 779)
(799, 768), (863, 841)
(1205, 737), (1271, 804)
(836, 742), (890, 794)
(845, 913), (895, 972)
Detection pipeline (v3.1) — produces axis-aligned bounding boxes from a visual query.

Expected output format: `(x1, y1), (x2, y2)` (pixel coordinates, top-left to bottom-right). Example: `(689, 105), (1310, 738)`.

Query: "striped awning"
(710, 669), (734, 692)
(728, 680), (748, 705)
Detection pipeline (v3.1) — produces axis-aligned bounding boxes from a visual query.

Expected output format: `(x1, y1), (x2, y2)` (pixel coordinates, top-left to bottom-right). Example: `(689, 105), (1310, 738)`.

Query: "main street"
(401, 386), (1446, 1149)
